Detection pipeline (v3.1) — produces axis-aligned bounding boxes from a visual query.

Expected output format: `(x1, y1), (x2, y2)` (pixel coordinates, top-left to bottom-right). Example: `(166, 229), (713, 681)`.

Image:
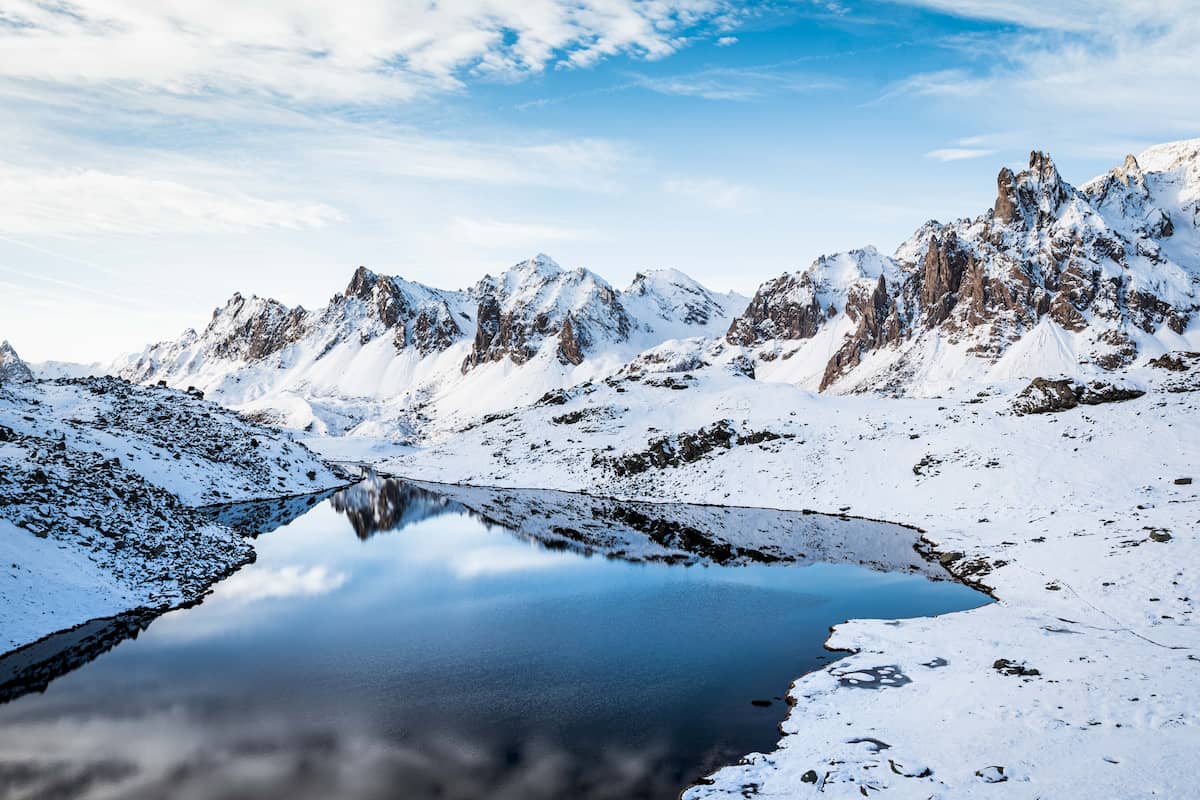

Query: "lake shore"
(380, 367), (1200, 798)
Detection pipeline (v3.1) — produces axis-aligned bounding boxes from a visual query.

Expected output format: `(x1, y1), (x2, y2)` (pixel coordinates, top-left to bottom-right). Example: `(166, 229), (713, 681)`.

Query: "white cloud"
(663, 177), (754, 211)
(451, 545), (578, 579)
(716, 36), (739, 46)
(0, 164), (341, 235)
(0, 0), (735, 103)
(450, 217), (593, 248)
(925, 147), (996, 162)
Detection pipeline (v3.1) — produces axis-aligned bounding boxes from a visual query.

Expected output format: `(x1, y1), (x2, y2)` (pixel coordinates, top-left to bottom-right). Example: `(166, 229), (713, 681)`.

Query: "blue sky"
(1, 0), (1196, 362)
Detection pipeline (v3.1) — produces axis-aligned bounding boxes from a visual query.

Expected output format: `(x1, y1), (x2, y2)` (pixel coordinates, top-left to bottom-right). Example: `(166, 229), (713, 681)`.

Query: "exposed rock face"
(324, 266), (466, 355)
(726, 272), (827, 345)
(207, 293), (310, 362)
(728, 142), (1200, 393)
(0, 341), (34, 385)
(727, 248), (898, 350)
(821, 274), (905, 390)
(557, 314), (585, 366)
(593, 419), (784, 477)
(919, 234), (969, 326)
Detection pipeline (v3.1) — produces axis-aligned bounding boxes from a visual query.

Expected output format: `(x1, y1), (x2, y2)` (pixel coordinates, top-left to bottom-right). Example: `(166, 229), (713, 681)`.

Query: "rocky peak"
(731, 142), (1200, 394)
(919, 233), (971, 326)
(326, 266), (468, 355)
(463, 255), (632, 372)
(344, 265), (382, 302)
(725, 248), (899, 347)
(0, 340), (34, 385)
(994, 150), (1070, 228)
(726, 272), (825, 346)
(202, 292), (308, 363)
(336, 265), (408, 330)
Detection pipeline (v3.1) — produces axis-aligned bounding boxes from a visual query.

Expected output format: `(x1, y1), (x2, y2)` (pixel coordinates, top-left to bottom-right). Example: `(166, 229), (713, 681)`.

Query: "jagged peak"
(344, 264), (384, 301)
(994, 149), (1070, 226)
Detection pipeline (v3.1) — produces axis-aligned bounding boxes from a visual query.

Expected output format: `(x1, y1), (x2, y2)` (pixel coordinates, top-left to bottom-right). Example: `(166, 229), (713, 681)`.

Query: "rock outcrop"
(1011, 377), (1145, 415)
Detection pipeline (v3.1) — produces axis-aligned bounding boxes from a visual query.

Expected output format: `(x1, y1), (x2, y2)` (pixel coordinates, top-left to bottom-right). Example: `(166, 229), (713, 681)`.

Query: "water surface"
(0, 478), (988, 800)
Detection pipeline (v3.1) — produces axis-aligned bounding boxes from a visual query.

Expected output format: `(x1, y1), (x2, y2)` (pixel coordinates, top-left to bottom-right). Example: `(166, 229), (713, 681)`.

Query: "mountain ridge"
(112, 139), (1200, 431)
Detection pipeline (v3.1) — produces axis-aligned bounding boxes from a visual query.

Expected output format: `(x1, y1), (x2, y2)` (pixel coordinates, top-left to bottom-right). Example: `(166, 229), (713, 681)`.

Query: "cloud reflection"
(215, 565), (348, 604)
(0, 708), (699, 800)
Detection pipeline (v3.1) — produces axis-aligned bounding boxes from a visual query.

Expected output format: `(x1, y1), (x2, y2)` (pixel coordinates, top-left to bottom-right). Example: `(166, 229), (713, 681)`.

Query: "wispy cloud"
(631, 66), (842, 101)
(0, 164), (341, 235)
(663, 177), (754, 211)
(925, 147), (996, 162)
(884, 2), (1200, 144)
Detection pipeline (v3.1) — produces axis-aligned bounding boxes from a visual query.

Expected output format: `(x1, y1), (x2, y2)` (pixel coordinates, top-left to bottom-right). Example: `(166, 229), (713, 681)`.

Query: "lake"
(0, 476), (989, 799)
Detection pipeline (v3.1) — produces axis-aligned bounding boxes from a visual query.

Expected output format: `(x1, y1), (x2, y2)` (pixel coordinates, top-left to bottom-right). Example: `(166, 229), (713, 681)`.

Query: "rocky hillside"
(732, 141), (1200, 393)
(114, 255), (746, 437)
(0, 374), (347, 654)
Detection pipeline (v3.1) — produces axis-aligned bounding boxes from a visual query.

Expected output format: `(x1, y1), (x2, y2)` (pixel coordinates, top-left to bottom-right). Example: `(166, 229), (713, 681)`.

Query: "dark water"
(0, 478), (988, 800)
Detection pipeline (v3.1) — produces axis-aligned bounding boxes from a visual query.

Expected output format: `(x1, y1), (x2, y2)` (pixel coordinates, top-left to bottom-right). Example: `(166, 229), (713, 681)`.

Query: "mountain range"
(106, 139), (1199, 437)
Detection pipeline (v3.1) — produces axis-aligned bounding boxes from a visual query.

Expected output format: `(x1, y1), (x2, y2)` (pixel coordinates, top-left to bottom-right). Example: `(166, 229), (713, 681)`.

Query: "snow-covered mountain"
(114, 140), (1200, 428)
(732, 140), (1200, 394)
(115, 254), (746, 438)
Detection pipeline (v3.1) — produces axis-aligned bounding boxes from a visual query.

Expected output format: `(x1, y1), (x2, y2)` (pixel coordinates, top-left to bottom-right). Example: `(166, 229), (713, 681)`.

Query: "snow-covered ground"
(0, 376), (347, 653)
(368, 352), (1200, 799)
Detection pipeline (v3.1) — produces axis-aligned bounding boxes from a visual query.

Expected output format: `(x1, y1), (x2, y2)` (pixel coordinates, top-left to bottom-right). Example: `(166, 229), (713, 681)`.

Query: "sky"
(1, 0), (1197, 363)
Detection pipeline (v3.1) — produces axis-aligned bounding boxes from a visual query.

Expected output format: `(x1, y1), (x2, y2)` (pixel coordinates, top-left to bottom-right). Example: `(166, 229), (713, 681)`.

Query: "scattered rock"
(976, 766), (1007, 783)
(993, 659), (1041, 677)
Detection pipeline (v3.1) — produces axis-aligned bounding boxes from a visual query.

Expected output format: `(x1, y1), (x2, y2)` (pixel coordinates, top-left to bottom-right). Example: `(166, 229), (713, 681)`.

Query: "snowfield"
(0, 375), (347, 654)
(368, 352), (1200, 799)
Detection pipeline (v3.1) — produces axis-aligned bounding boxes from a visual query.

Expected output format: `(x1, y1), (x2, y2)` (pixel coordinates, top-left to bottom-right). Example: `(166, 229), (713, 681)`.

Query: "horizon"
(2, 0), (1197, 363)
